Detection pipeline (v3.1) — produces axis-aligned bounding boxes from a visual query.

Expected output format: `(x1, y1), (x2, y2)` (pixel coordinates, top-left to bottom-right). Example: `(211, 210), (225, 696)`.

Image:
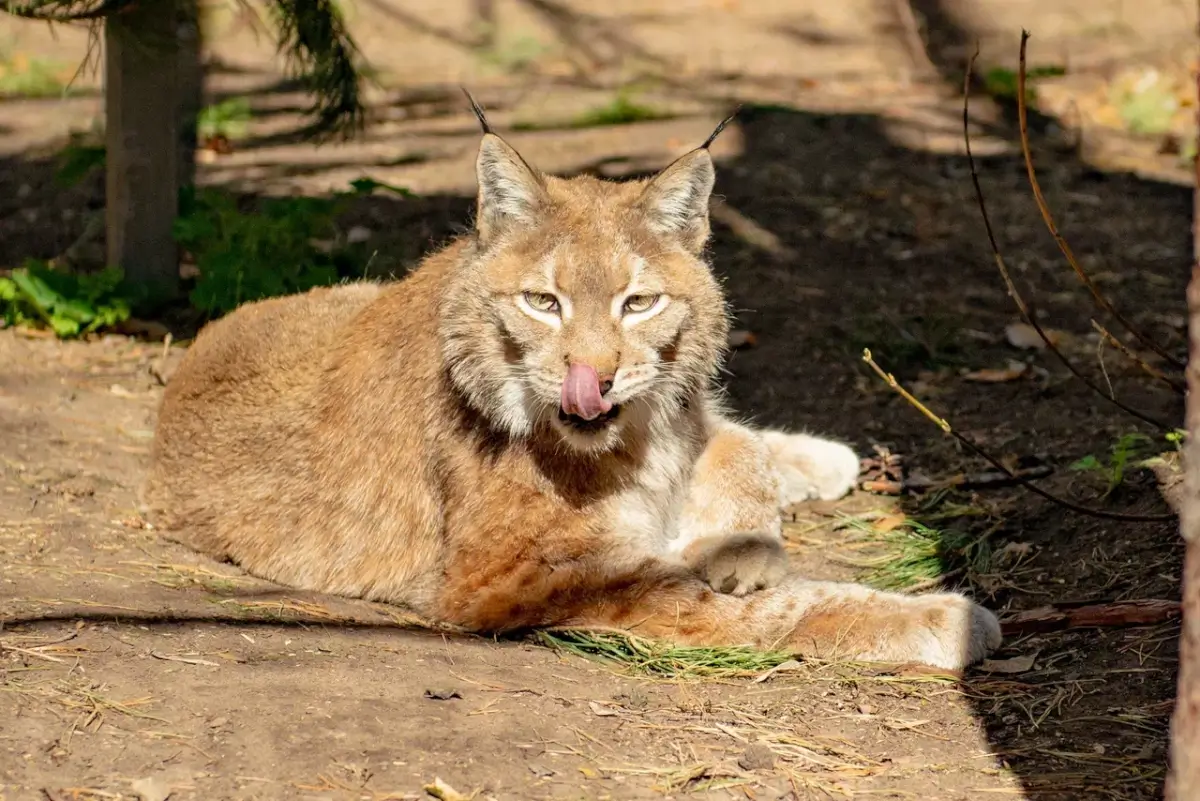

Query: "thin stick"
(1015, 31), (1185, 371)
(962, 46), (1174, 433)
(863, 349), (1175, 523)
(0, 642), (68, 663)
(861, 464), (1054, 495)
(1091, 319), (1186, 395)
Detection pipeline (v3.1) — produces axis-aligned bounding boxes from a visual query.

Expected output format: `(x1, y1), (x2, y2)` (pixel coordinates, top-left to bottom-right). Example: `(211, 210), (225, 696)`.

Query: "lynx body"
(144, 112), (1000, 669)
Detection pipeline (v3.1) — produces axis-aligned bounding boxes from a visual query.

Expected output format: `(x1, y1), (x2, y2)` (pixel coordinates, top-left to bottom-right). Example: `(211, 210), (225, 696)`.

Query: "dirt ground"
(0, 1), (1196, 799)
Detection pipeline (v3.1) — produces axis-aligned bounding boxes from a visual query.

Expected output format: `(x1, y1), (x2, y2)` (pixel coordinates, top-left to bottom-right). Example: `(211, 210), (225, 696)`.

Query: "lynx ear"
(637, 148), (716, 253)
(475, 134), (548, 245)
(637, 110), (736, 253)
(462, 88), (549, 244)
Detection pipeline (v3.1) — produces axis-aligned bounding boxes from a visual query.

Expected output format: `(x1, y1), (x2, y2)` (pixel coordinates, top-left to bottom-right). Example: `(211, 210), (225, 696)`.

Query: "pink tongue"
(561, 363), (613, 421)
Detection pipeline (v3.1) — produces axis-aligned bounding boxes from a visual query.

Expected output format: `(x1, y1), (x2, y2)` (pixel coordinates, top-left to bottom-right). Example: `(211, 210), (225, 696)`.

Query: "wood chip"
(424, 777), (469, 801)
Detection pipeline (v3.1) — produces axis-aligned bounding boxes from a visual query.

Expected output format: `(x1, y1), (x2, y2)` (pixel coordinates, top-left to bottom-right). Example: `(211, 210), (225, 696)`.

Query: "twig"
(863, 348), (1175, 522)
(962, 47), (1174, 433)
(1016, 31), (1185, 371)
(0, 642), (68, 663)
(861, 465), (1054, 495)
(150, 651), (219, 667)
(1090, 319), (1186, 395)
(1000, 599), (1180, 636)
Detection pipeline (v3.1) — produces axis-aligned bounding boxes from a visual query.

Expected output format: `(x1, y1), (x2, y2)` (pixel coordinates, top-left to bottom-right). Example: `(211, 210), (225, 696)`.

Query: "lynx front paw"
(683, 532), (788, 596)
(761, 432), (861, 504)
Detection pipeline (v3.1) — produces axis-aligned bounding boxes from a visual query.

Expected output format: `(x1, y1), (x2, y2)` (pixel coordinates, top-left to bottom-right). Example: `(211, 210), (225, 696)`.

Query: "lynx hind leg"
(788, 583), (1003, 668)
(760, 430), (861, 505)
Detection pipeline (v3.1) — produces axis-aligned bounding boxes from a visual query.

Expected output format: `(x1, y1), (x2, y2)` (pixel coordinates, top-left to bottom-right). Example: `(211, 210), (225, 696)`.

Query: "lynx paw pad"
(686, 532), (788, 597)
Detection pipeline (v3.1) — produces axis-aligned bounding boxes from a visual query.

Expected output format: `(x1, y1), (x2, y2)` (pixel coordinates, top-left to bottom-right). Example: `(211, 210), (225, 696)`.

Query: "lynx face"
(440, 133), (730, 452)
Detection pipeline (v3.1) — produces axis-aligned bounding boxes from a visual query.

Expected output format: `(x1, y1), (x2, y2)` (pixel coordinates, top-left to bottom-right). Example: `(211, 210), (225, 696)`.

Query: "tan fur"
(143, 127), (1001, 669)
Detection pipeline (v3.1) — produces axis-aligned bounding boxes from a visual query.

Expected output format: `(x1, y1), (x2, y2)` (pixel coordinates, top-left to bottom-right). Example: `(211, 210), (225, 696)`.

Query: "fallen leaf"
(1005, 322), (1063, 350)
(578, 765), (603, 779)
(962, 362), (1028, 383)
(131, 776), (173, 801)
(424, 688), (462, 701)
(728, 329), (758, 349)
(588, 701), (618, 716)
(871, 514), (907, 533)
(753, 659), (804, 683)
(979, 653), (1038, 674)
(424, 777), (469, 801)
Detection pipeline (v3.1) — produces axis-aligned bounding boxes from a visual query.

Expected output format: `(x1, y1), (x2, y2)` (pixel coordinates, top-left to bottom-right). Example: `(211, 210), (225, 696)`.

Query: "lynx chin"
(143, 99), (1000, 670)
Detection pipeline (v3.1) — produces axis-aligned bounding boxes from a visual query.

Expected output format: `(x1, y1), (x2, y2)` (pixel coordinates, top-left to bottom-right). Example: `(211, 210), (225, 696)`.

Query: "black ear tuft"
(700, 106), (741, 150)
(461, 87), (493, 135)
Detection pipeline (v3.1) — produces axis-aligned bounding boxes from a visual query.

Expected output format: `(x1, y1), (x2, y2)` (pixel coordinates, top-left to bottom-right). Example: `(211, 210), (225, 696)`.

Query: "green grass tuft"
(536, 629), (793, 679)
(839, 514), (992, 592)
(571, 92), (669, 128)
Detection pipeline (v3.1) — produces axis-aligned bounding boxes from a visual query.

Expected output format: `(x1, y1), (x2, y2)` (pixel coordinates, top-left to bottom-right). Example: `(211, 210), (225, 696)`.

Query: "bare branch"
(1016, 31), (1185, 371)
(1091, 319), (1186, 395)
(863, 348), (1175, 523)
(962, 46), (1174, 433)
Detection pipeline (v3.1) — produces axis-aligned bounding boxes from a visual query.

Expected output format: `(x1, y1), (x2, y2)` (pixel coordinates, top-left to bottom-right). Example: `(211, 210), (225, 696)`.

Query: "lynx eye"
(523, 292), (560, 313)
(622, 294), (660, 315)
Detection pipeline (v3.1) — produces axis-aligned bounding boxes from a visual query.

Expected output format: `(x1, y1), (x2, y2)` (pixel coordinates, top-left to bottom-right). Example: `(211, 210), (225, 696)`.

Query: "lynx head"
(440, 98), (733, 453)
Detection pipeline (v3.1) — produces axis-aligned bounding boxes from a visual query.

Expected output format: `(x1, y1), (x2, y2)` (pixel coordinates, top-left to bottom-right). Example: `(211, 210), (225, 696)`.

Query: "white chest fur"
(607, 412), (699, 552)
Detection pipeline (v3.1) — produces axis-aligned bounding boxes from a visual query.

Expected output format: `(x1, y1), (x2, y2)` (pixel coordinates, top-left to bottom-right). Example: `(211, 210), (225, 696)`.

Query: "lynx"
(143, 101), (1000, 669)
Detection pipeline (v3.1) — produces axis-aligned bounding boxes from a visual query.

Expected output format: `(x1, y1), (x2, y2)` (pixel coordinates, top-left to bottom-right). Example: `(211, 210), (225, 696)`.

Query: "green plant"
(848, 312), (968, 372)
(173, 178), (410, 316)
(474, 30), (552, 73)
(1111, 69), (1181, 135)
(0, 260), (132, 337)
(197, 97), (253, 141)
(174, 188), (343, 316)
(572, 91), (669, 128)
(55, 131), (106, 187)
(983, 64), (1066, 107)
(0, 49), (70, 97)
(1070, 431), (1158, 496)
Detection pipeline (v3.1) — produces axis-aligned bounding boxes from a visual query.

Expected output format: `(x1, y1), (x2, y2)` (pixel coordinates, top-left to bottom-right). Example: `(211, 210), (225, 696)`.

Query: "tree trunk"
(1165, 50), (1200, 801)
(104, 0), (200, 307)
